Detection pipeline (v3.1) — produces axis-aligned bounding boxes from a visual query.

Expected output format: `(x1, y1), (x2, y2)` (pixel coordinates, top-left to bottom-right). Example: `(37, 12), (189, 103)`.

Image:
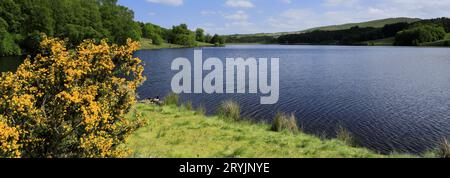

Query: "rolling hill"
(297, 17), (421, 33)
(224, 17), (422, 43)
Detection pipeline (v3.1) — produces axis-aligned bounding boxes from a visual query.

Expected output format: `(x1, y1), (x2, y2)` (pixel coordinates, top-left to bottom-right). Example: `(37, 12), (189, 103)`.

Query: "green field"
(139, 38), (214, 50)
(125, 103), (416, 158)
(364, 37), (396, 46)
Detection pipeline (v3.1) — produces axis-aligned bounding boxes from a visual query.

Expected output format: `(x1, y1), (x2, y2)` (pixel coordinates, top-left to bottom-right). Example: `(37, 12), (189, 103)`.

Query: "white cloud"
(225, 0), (255, 8)
(201, 10), (221, 15)
(202, 0), (450, 34)
(224, 11), (249, 21)
(383, 0), (450, 18)
(323, 0), (360, 7)
(267, 9), (322, 30)
(146, 0), (183, 6)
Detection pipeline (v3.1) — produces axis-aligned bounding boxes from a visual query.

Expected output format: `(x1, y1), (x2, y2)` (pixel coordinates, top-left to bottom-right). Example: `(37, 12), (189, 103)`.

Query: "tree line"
(0, 0), (225, 56)
(224, 35), (277, 44)
(278, 18), (450, 46)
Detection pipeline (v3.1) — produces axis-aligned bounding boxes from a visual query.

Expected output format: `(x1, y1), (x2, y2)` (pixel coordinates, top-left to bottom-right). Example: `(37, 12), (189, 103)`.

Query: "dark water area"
(135, 45), (450, 154)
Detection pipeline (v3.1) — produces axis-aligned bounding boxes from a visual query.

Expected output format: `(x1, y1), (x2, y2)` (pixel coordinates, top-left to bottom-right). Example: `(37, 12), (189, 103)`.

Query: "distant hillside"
(277, 17), (450, 46)
(299, 17), (422, 33)
(224, 17), (422, 43)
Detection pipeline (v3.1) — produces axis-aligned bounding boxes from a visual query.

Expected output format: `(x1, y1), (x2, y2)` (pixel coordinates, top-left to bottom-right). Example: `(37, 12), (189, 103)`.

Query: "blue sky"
(118, 0), (450, 35)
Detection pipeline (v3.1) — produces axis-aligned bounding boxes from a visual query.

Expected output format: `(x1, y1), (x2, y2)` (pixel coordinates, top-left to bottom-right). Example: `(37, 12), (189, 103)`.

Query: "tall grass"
(164, 92), (179, 106)
(195, 104), (206, 115)
(271, 112), (299, 134)
(438, 138), (450, 158)
(217, 100), (241, 121)
(183, 101), (193, 111)
(336, 125), (355, 146)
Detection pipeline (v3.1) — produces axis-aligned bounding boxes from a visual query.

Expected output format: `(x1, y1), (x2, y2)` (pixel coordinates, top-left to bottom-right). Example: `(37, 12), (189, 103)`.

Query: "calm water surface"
(2, 45), (450, 154)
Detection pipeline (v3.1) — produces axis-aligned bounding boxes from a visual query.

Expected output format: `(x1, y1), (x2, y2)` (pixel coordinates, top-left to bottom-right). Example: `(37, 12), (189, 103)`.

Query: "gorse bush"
(0, 35), (146, 158)
(217, 100), (240, 122)
(271, 112), (299, 134)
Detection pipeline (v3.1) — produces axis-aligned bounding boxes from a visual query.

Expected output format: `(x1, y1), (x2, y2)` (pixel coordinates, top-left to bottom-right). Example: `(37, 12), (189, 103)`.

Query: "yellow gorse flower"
(0, 35), (146, 158)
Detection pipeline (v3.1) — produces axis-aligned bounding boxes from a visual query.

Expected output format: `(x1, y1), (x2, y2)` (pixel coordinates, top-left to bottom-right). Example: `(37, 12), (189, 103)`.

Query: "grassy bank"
(125, 103), (415, 158)
(364, 37), (396, 46)
(139, 38), (214, 50)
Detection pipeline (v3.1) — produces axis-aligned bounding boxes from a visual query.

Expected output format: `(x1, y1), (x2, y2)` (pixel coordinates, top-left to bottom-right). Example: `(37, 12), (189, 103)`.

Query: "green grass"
(271, 112), (299, 134)
(437, 139), (450, 158)
(217, 100), (241, 122)
(139, 38), (214, 50)
(197, 41), (215, 47)
(364, 37), (395, 46)
(336, 125), (355, 147)
(444, 33), (450, 40)
(163, 92), (180, 106)
(125, 103), (415, 158)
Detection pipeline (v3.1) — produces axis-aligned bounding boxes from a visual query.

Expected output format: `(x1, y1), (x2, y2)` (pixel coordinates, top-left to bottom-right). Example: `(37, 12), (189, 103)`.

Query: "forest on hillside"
(278, 18), (450, 46)
(224, 18), (450, 46)
(0, 0), (224, 56)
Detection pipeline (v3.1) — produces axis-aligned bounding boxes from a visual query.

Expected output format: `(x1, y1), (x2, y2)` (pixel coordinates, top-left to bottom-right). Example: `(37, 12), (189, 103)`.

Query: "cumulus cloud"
(225, 0), (255, 8)
(224, 11), (249, 21)
(323, 0), (360, 7)
(267, 9), (321, 30)
(146, 0), (183, 6)
(200, 0), (450, 34)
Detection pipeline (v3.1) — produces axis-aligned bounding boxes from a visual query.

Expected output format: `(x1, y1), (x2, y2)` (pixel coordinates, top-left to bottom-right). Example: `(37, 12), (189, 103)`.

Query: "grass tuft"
(438, 138), (450, 158)
(271, 112), (299, 134)
(195, 104), (206, 115)
(183, 101), (193, 111)
(217, 100), (241, 122)
(336, 125), (355, 147)
(164, 92), (179, 106)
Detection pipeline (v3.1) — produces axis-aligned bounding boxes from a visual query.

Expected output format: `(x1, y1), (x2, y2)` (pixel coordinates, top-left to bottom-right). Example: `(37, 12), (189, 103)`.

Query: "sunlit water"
(2, 45), (450, 154)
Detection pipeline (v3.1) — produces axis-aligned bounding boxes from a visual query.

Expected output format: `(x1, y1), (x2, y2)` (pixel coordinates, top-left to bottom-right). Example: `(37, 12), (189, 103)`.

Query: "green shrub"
(336, 125), (355, 146)
(151, 33), (163, 45)
(164, 92), (180, 106)
(217, 100), (240, 121)
(0, 31), (21, 56)
(271, 112), (299, 134)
